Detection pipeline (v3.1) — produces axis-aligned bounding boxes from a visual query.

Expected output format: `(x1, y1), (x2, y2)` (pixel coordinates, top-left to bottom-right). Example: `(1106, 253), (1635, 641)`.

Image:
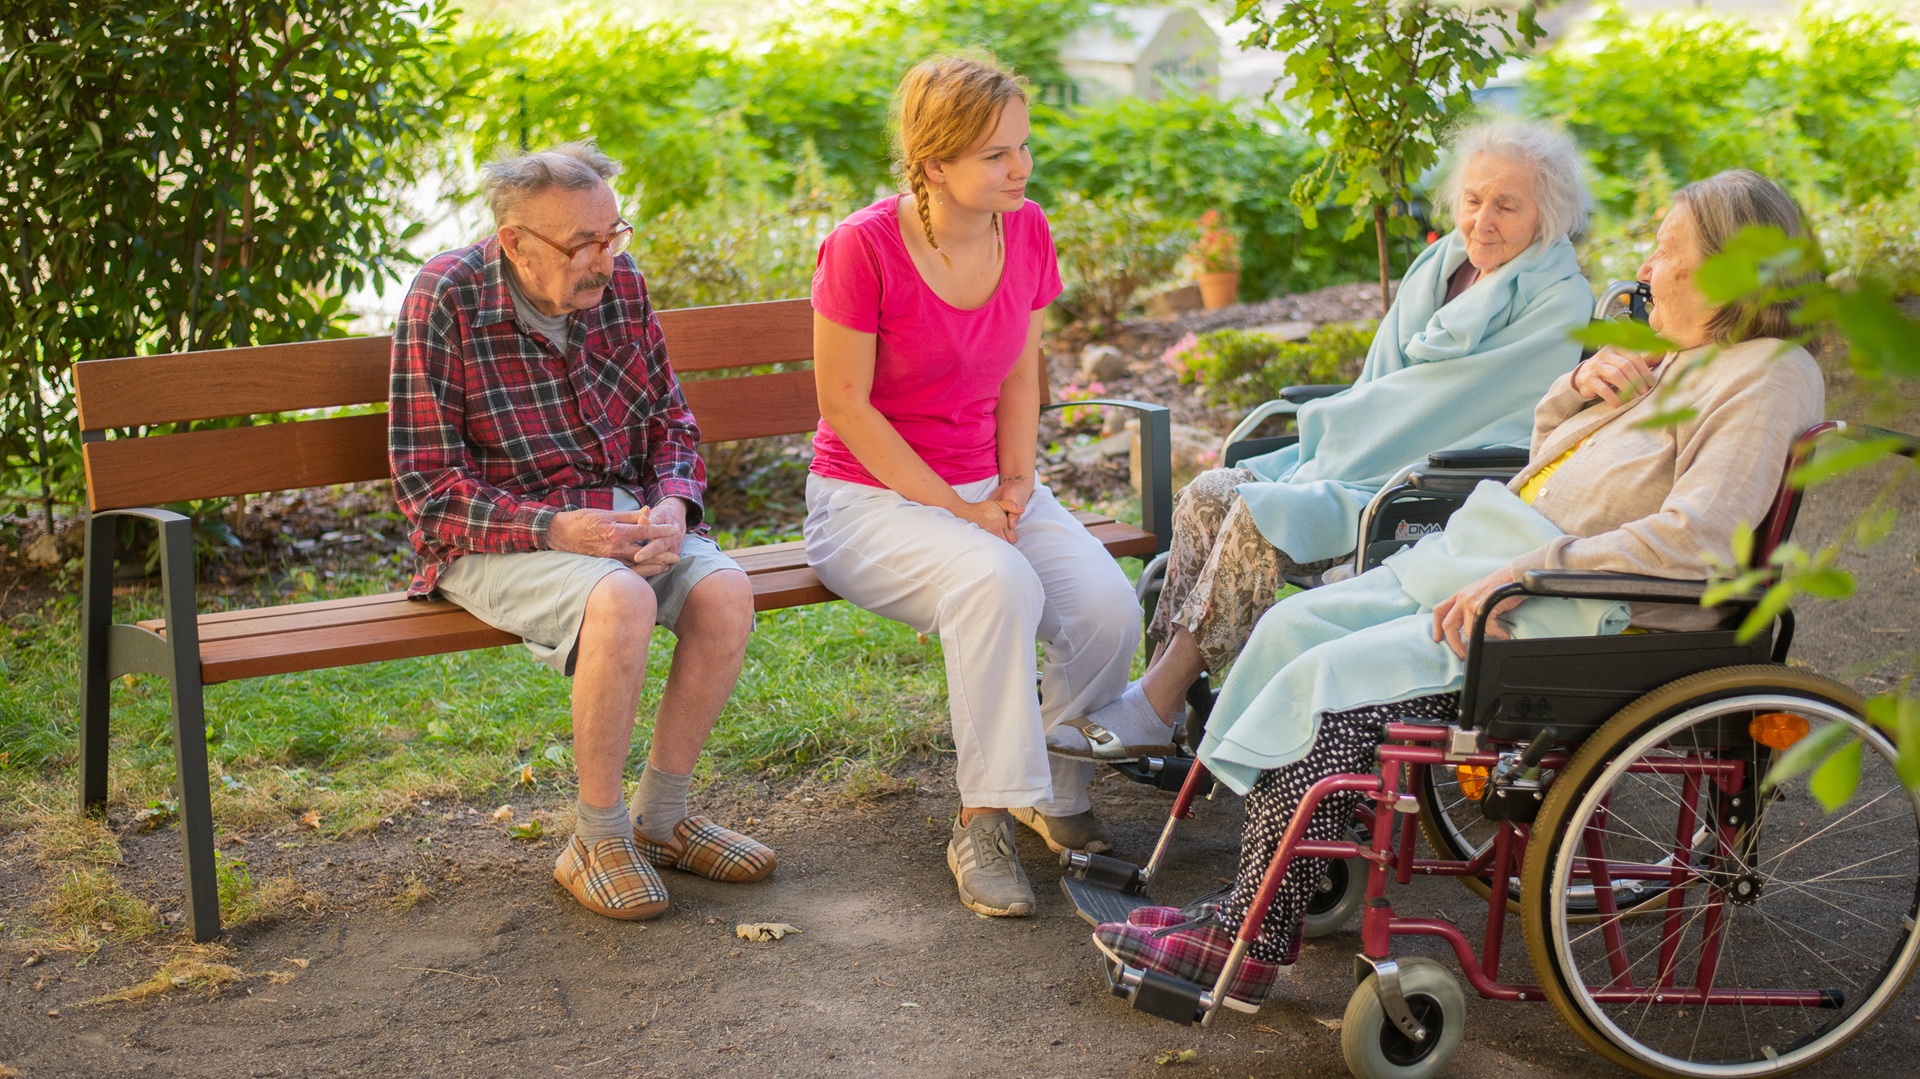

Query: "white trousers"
(804, 474), (1142, 812)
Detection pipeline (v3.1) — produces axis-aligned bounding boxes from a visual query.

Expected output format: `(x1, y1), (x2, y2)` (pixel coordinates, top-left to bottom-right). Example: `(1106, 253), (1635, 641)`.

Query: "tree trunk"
(1374, 203), (1391, 316)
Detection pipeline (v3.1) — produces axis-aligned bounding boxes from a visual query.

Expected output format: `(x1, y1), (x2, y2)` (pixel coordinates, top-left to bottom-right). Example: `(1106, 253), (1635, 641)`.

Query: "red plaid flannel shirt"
(389, 238), (705, 595)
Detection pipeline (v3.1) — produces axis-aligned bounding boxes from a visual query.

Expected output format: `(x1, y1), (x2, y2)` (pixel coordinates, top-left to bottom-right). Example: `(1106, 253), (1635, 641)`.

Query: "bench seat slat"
(140, 521), (1154, 684)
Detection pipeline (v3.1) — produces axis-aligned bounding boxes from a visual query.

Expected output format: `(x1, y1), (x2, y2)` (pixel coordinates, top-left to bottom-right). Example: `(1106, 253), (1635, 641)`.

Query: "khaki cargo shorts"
(435, 532), (743, 675)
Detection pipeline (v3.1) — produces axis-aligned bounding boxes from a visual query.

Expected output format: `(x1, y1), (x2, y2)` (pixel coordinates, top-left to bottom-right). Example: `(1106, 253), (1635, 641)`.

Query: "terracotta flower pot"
(1196, 271), (1239, 309)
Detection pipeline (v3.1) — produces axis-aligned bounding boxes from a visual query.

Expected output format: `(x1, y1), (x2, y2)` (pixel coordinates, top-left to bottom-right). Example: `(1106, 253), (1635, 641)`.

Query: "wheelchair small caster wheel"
(1302, 828), (1368, 939)
(1341, 957), (1464, 1079)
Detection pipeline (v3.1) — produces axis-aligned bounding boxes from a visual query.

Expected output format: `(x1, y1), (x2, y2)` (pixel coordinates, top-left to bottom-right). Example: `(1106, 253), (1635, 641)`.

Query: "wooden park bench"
(73, 297), (1172, 942)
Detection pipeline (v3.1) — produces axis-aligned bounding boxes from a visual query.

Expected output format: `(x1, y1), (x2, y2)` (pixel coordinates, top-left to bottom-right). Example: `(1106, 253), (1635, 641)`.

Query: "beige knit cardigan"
(1504, 337), (1825, 628)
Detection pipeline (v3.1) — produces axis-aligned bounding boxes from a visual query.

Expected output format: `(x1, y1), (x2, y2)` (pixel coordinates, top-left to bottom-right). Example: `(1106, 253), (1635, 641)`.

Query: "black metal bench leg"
(78, 513), (117, 814)
(155, 515), (221, 942)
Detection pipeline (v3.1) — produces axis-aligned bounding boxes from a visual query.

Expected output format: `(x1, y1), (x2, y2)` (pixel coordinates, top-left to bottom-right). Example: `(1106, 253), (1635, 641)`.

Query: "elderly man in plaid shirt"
(389, 141), (772, 921)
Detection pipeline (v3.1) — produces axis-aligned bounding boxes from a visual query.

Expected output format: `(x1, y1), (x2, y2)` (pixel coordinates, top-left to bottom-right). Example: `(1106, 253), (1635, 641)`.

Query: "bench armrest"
(1279, 384), (1350, 403)
(1428, 447), (1530, 470)
(1041, 398), (1173, 553)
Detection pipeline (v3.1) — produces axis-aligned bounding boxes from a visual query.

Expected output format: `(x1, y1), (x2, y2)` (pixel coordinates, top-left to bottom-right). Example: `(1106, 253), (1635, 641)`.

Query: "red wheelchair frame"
(1074, 422), (1920, 1079)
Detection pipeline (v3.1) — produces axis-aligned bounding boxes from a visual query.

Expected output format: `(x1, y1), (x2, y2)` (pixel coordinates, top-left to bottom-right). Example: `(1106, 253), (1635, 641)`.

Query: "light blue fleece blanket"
(1196, 482), (1629, 796)
(1234, 232), (1592, 564)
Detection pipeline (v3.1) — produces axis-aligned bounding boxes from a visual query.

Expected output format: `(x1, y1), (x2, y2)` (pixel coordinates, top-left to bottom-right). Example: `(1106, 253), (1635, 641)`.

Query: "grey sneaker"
(947, 812), (1035, 917)
(1008, 805), (1113, 855)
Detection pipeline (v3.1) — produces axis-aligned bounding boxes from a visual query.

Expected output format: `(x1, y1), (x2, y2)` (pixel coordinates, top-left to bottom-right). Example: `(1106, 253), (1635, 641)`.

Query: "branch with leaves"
(1231, 0), (1544, 312)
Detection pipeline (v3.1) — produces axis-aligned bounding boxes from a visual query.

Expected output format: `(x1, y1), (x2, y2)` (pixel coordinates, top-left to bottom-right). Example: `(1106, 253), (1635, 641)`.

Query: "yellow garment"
(1518, 437), (1591, 505)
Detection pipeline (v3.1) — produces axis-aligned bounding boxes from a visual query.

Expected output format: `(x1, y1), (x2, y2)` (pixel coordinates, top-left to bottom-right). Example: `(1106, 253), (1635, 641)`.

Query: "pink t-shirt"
(810, 196), (1064, 488)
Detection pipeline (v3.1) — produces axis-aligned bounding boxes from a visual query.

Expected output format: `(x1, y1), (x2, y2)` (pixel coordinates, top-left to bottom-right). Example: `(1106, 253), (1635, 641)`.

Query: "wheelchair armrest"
(1427, 447), (1529, 471)
(1407, 470), (1512, 495)
(1517, 569), (1720, 606)
(1278, 384), (1349, 403)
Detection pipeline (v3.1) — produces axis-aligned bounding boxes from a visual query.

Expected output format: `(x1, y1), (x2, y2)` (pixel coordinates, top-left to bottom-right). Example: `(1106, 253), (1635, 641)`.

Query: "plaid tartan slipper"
(553, 835), (671, 921)
(633, 815), (776, 884)
(1092, 920), (1287, 1013)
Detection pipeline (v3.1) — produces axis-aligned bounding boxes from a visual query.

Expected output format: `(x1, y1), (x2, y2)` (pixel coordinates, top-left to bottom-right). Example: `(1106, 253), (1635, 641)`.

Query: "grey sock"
(631, 765), (693, 840)
(573, 795), (632, 844)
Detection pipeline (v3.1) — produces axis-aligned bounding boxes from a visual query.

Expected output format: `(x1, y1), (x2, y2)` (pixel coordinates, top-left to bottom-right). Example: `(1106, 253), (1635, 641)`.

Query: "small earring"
(934, 187), (945, 205)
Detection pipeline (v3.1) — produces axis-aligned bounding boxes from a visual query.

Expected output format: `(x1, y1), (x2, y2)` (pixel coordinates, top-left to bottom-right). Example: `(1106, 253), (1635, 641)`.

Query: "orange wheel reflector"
(1750, 712), (1811, 750)
(1454, 764), (1490, 801)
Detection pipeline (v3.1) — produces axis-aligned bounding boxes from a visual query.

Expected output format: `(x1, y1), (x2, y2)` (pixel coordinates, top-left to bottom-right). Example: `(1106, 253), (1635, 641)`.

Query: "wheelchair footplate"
(1103, 956), (1214, 1025)
(1060, 850), (1154, 926)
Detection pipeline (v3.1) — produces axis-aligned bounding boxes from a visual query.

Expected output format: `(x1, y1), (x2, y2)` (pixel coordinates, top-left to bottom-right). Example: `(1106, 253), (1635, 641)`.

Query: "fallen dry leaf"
(1315, 1017), (1342, 1031)
(20, 952), (45, 969)
(297, 809), (321, 830)
(734, 922), (801, 942)
(1153, 1048), (1198, 1066)
(491, 805), (514, 822)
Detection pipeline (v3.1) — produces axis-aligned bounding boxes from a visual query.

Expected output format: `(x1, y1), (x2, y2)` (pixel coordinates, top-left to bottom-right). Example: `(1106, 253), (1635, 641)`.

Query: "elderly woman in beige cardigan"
(1088, 169), (1827, 1011)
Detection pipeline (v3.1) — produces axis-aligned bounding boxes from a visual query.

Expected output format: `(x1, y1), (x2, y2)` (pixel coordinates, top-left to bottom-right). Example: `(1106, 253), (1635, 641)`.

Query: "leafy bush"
(1177, 323), (1372, 411)
(743, 0), (1104, 193)
(1031, 92), (1379, 301)
(630, 148), (861, 310)
(1526, 5), (1920, 215)
(1, 1), (451, 526)
(1048, 190), (1197, 333)
(442, 18), (767, 220)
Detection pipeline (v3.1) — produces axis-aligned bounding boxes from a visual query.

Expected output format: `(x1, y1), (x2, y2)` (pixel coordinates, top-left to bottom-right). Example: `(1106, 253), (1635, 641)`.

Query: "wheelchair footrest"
(1110, 753), (1201, 792)
(1103, 958), (1208, 1025)
(1061, 874), (1156, 926)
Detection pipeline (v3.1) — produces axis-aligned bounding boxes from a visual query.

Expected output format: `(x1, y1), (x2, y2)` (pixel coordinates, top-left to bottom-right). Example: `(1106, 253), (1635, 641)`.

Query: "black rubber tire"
(1340, 957), (1466, 1079)
(1519, 665), (1920, 1079)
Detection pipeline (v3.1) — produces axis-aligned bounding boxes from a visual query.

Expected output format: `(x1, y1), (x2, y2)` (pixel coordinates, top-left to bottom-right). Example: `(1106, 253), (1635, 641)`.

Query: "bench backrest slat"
(680, 369), (820, 442)
(75, 338), (391, 431)
(74, 298), (821, 512)
(656, 298), (813, 373)
(84, 414), (390, 511)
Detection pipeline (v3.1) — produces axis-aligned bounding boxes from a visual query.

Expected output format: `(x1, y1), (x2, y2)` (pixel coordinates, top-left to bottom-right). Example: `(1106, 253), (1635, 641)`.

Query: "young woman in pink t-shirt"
(803, 55), (1143, 918)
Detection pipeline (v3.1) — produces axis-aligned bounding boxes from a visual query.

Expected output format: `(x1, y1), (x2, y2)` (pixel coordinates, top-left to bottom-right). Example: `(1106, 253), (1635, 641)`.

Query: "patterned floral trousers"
(1147, 467), (1346, 674)
(1214, 694), (1460, 963)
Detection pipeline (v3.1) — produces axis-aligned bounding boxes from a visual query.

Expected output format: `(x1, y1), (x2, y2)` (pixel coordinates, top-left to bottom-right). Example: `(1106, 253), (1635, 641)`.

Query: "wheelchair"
(1066, 419), (1920, 1079)
(1111, 280), (1654, 794)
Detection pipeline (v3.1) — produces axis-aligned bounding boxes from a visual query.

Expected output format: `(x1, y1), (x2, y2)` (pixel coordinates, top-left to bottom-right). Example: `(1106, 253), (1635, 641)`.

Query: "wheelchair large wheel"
(1415, 761), (1507, 902)
(1521, 666), (1920, 1079)
(1418, 761), (1672, 915)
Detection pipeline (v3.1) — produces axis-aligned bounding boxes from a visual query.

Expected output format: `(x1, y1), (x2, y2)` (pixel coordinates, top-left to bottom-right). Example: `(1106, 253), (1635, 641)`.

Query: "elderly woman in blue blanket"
(1087, 169), (1825, 1011)
(1047, 119), (1595, 766)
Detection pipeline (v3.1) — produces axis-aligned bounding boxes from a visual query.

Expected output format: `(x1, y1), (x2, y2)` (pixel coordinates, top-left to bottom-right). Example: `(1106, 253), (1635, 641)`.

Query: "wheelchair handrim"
(1548, 694), (1920, 1078)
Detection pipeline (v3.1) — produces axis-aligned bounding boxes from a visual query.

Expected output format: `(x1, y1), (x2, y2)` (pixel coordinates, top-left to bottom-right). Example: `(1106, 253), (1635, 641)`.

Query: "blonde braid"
(890, 54), (1028, 272)
(905, 163), (950, 267)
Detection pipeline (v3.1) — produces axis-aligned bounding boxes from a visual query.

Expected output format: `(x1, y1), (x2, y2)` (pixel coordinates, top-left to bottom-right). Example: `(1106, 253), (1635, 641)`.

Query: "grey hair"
(480, 140), (622, 223)
(1435, 119), (1590, 245)
(1676, 169), (1812, 343)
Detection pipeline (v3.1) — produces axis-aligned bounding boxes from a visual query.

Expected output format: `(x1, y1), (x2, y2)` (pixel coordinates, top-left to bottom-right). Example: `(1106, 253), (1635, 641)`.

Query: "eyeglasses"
(513, 220), (633, 268)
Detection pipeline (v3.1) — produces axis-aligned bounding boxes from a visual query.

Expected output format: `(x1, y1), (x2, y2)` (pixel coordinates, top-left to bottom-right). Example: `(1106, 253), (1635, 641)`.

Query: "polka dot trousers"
(1214, 694), (1459, 963)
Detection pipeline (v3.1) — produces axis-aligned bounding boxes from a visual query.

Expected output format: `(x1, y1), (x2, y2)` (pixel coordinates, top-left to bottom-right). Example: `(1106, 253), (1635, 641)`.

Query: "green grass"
(2, 482), (1151, 842)
(1, 565), (955, 836)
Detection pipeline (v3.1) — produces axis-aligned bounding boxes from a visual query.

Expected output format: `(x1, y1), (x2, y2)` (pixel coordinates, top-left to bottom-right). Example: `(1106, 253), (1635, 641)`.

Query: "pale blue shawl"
(1234, 231), (1592, 564)
(1196, 482), (1628, 796)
